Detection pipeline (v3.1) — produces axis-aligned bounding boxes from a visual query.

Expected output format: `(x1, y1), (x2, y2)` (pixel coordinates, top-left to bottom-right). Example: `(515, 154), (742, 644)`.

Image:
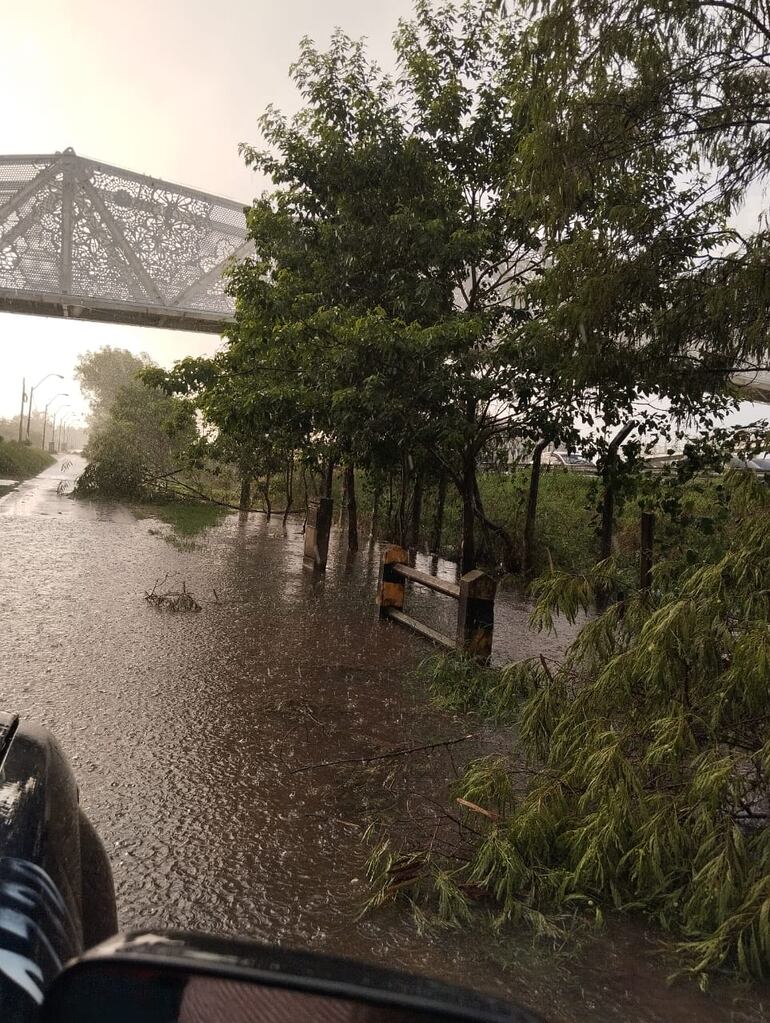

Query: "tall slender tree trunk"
(337, 467), (348, 527)
(346, 463), (358, 553)
(263, 474), (272, 521)
(323, 460), (334, 500)
(460, 451), (476, 574)
(301, 463), (309, 533)
(431, 471), (447, 555)
(370, 483), (381, 541)
(282, 455), (294, 527)
(239, 477), (251, 512)
(409, 472), (423, 551)
(523, 439), (548, 576)
(397, 461), (408, 547)
(386, 473), (394, 535)
(600, 420), (636, 561)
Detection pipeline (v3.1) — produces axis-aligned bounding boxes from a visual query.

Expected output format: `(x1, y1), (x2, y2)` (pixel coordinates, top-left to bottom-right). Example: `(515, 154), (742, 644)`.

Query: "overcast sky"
(0, 0), (413, 423)
(0, 0), (766, 429)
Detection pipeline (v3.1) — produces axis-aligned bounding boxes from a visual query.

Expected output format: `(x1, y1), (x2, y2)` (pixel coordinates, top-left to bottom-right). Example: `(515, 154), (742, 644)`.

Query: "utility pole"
(26, 372), (64, 440)
(18, 378), (26, 444)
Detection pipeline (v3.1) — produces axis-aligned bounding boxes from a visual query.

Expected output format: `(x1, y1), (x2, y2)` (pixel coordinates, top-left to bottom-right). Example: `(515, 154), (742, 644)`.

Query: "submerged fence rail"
(377, 544), (496, 663)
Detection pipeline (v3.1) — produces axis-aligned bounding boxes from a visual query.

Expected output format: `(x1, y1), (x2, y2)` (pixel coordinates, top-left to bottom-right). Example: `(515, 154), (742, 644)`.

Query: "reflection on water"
(0, 459), (765, 1022)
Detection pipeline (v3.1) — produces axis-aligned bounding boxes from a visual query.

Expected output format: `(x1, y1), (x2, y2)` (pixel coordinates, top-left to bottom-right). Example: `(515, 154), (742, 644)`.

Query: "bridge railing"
(377, 545), (496, 663)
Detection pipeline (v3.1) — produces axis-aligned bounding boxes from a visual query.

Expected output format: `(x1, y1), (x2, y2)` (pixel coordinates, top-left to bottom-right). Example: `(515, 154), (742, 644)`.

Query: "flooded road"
(0, 458), (766, 1022)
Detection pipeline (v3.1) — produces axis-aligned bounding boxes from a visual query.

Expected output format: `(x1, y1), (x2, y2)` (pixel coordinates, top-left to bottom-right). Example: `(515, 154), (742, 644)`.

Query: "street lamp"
(50, 405), (71, 453)
(26, 372), (64, 441)
(41, 394), (69, 451)
(58, 414), (77, 453)
(58, 417), (69, 452)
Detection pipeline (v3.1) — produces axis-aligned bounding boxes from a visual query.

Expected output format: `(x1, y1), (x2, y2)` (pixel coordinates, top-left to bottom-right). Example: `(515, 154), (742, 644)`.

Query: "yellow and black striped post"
(457, 569), (496, 663)
(378, 544), (408, 615)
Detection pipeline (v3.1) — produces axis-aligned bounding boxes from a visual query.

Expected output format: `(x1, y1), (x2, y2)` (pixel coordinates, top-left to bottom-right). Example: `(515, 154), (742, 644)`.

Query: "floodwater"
(0, 457), (767, 1022)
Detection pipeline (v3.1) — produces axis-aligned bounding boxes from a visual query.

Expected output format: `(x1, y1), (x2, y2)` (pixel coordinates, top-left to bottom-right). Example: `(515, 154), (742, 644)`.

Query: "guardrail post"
(303, 497), (333, 571)
(457, 569), (496, 663)
(378, 544), (408, 617)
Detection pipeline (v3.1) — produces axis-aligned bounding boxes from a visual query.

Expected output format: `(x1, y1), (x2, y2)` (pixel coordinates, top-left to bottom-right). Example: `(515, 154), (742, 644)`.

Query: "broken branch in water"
(289, 733), (478, 774)
(144, 578), (201, 613)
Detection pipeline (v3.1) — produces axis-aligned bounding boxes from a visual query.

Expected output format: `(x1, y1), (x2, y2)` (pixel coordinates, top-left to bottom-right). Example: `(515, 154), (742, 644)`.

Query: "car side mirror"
(41, 931), (539, 1023)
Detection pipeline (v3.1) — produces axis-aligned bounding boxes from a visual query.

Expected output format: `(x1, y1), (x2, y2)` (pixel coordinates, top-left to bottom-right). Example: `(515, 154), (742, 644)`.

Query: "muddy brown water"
(0, 457), (767, 1022)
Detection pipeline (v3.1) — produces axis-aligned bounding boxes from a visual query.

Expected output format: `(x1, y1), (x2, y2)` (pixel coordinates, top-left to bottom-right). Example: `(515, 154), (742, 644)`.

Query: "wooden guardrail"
(377, 545), (496, 663)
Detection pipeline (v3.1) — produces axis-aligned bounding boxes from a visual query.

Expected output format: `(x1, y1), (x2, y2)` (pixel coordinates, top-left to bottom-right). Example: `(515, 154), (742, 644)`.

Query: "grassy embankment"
(0, 441), (56, 485)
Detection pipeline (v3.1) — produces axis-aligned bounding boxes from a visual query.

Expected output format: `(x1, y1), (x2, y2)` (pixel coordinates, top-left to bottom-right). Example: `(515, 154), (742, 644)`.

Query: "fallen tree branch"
(146, 472), (298, 518)
(289, 733), (478, 774)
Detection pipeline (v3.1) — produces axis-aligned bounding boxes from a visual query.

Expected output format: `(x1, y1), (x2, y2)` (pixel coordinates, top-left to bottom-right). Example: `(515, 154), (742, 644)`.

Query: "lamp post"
(41, 394), (69, 451)
(50, 405), (71, 453)
(58, 415), (75, 453)
(26, 372), (64, 441)
(17, 378), (26, 443)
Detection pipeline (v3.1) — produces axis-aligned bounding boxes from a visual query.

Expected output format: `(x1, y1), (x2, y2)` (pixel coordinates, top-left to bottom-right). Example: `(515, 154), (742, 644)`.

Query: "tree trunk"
(522, 440), (548, 576)
(601, 420), (636, 561)
(370, 483), (381, 541)
(283, 456), (294, 527)
(431, 471), (447, 555)
(473, 473), (516, 570)
(409, 472), (423, 551)
(460, 452), (476, 574)
(239, 477), (251, 512)
(337, 466), (348, 528)
(346, 463), (358, 553)
(301, 463), (309, 533)
(396, 460), (408, 547)
(323, 460), (334, 500)
(386, 473), (394, 535)
(263, 474), (272, 521)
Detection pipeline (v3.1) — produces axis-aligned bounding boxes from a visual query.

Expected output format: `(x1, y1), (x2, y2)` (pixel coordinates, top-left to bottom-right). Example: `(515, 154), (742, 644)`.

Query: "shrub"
(0, 441), (55, 481)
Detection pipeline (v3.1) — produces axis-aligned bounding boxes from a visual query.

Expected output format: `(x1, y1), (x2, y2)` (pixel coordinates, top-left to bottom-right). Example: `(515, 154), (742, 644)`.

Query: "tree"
(75, 347), (154, 429)
(228, 3), (590, 571)
(144, 352), (312, 517)
(502, 0), (770, 410)
(75, 347), (196, 500)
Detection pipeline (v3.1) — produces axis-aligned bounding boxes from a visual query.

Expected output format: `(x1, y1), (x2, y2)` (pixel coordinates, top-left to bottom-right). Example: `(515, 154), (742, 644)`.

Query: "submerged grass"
(133, 501), (232, 537)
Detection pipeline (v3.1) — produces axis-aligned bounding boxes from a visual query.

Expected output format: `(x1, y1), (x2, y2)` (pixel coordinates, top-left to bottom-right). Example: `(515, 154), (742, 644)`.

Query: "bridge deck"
(0, 150), (249, 333)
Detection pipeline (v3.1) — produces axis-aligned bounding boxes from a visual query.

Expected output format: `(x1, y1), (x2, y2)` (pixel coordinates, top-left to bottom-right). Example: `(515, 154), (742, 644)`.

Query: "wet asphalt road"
(0, 458), (765, 1022)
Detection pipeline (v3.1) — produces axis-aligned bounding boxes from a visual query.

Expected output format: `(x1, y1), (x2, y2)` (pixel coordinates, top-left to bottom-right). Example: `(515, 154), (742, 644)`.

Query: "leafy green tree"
(229, 3), (590, 570)
(75, 347), (196, 500)
(75, 347), (154, 429)
(144, 353), (311, 517)
(503, 0), (770, 410)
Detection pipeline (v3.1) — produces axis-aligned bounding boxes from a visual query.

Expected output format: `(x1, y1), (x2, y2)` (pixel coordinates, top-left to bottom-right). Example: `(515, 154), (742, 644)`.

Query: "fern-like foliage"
(380, 473), (770, 984)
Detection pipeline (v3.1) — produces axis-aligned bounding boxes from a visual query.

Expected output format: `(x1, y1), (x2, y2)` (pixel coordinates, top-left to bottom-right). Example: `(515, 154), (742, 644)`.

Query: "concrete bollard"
(456, 569), (497, 663)
(303, 497), (333, 571)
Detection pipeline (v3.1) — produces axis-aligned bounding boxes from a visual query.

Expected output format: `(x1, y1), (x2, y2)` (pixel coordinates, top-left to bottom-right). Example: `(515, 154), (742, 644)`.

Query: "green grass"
(0, 441), (55, 481)
(133, 500), (232, 537)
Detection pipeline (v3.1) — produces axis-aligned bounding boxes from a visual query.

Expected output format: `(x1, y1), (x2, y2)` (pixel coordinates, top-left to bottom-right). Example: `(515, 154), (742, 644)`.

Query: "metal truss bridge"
(0, 149), (249, 333)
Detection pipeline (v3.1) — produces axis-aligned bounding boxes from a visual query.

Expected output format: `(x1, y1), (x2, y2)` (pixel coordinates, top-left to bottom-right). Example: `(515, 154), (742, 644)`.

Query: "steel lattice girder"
(0, 149), (250, 333)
